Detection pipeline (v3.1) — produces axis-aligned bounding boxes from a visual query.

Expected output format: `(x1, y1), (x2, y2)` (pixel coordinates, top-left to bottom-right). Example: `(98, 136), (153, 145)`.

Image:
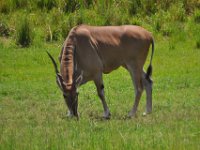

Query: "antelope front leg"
(126, 64), (143, 118)
(94, 75), (111, 119)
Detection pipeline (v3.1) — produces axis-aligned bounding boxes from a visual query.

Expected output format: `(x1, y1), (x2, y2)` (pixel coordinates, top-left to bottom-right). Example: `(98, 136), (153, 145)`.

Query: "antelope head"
(47, 51), (82, 118)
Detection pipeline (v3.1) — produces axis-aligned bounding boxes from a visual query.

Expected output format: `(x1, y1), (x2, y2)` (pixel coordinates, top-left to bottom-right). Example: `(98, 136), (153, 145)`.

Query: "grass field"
(0, 1), (200, 149)
(0, 30), (200, 150)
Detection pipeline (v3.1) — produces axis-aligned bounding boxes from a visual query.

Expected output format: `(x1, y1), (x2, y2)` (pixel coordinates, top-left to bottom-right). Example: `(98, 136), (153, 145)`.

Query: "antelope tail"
(146, 38), (154, 80)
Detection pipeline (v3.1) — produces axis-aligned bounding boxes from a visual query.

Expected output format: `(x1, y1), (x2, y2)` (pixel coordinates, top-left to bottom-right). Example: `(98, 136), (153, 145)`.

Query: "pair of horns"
(46, 51), (83, 90)
(46, 51), (59, 74)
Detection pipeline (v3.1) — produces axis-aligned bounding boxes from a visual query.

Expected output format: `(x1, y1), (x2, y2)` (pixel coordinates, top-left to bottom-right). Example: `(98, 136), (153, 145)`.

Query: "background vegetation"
(0, 0), (200, 149)
(0, 0), (200, 46)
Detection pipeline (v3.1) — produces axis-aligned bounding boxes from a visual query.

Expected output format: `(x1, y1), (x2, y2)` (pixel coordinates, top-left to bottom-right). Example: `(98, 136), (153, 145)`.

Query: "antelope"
(47, 25), (154, 119)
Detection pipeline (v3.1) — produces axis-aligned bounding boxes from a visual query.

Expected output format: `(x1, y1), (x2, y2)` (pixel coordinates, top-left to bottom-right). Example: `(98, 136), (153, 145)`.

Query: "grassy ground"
(0, 27), (200, 150)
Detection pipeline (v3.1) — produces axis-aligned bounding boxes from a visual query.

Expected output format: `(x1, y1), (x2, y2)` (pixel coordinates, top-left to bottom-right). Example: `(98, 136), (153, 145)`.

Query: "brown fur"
(61, 25), (153, 83)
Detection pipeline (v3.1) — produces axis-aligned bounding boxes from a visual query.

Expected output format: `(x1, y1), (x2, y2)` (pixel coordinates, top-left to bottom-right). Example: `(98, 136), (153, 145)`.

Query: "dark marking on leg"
(100, 84), (104, 90)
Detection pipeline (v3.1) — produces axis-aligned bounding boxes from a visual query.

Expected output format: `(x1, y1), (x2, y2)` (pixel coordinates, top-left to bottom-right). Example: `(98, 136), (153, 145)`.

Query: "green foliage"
(129, 0), (142, 15)
(0, 21), (10, 37)
(45, 25), (62, 42)
(13, 0), (29, 8)
(62, 0), (80, 13)
(183, 0), (200, 14)
(0, 0), (11, 13)
(194, 25), (200, 49)
(194, 9), (200, 23)
(16, 16), (33, 47)
(141, 0), (158, 16)
(82, 0), (93, 9)
(0, 0), (200, 45)
(44, 8), (64, 41)
(168, 2), (186, 22)
(60, 17), (73, 39)
(37, 0), (57, 10)
(0, 0), (30, 13)
(196, 39), (200, 49)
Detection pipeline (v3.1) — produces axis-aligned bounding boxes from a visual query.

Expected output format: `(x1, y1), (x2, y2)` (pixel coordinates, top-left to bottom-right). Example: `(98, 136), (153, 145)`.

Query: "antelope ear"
(75, 71), (83, 88)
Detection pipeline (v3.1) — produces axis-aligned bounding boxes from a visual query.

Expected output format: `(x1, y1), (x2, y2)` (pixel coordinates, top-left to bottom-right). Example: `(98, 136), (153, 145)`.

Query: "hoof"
(128, 112), (136, 118)
(67, 113), (74, 118)
(142, 112), (147, 116)
(128, 109), (138, 118)
(67, 111), (79, 118)
(103, 112), (111, 120)
(103, 116), (110, 120)
(142, 111), (151, 116)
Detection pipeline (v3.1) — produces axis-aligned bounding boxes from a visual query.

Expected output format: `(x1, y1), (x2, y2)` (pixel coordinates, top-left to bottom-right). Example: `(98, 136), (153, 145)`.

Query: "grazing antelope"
(47, 25), (154, 119)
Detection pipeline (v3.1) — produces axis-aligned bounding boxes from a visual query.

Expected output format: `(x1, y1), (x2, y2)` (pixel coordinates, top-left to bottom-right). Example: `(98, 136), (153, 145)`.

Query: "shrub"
(45, 25), (62, 42)
(14, 0), (28, 8)
(61, 13), (78, 39)
(61, 0), (80, 13)
(161, 23), (173, 36)
(37, 0), (57, 10)
(152, 10), (170, 33)
(194, 10), (200, 23)
(157, 0), (175, 11)
(140, 0), (157, 16)
(168, 2), (186, 22)
(196, 40), (200, 49)
(0, 21), (10, 37)
(80, 0), (93, 9)
(0, 0), (10, 13)
(130, 17), (142, 26)
(183, 0), (200, 14)
(45, 25), (53, 42)
(129, 0), (141, 15)
(16, 16), (33, 47)
(0, 0), (24, 13)
(195, 27), (200, 49)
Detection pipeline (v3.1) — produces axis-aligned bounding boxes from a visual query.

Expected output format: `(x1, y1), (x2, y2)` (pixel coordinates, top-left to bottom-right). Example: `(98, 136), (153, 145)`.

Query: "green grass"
(0, 28), (200, 150)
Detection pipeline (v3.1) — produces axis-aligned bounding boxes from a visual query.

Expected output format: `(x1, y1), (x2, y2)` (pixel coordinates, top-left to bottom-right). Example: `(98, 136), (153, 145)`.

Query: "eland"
(47, 25), (154, 119)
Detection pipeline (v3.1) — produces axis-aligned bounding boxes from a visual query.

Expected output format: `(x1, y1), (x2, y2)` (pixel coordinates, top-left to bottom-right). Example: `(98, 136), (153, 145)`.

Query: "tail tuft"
(146, 64), (152, 80)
